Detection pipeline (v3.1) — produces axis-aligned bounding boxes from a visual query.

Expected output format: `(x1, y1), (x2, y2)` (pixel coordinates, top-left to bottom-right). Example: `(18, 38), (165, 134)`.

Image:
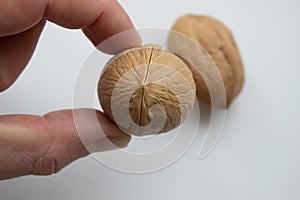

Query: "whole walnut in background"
(169, 15), (244, 107)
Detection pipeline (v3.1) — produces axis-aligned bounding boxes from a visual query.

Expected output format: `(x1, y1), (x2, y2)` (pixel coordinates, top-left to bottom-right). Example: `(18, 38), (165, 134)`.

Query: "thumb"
(0, 109), (130, 180)
(45, 109), (131, 159)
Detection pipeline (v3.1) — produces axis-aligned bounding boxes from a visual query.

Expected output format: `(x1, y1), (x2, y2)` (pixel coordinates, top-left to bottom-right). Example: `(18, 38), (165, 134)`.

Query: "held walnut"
(98, 45), (196, 136)
(169, 15), (244, 107)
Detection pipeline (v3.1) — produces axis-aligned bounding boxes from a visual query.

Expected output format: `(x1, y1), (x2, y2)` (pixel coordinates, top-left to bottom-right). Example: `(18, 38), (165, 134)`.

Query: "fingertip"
(69, 109), (131, 153)
(95, 111), (131, 147)
(82, 0), (141, 54)
(96, 29), (142, 55)
(44, 109), (131, 158)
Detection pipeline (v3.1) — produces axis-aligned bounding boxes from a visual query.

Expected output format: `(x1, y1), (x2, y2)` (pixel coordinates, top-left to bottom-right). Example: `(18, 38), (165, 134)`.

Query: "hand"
(0, 0), (141, 180)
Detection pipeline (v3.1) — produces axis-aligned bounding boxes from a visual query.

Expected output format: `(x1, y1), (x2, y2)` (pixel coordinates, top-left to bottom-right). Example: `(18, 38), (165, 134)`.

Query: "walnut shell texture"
(98, 45), (196, 136)
(169, 15), (244, 107)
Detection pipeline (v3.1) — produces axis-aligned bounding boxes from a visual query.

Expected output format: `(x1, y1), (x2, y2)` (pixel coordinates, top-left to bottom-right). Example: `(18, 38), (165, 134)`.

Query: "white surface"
(1, 0), (300, 199)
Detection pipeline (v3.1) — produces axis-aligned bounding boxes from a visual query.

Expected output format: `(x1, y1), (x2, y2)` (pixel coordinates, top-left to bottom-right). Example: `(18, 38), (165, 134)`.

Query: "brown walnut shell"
(168, 15), (244, 107)
(98, 45), (196, 136)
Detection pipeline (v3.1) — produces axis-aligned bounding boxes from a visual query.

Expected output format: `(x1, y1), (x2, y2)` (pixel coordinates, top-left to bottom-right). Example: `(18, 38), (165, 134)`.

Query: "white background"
(1, 0), (300, 199)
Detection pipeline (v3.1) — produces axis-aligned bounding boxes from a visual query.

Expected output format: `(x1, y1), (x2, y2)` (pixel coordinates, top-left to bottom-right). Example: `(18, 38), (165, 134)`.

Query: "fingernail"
(95, 112), (131, 151)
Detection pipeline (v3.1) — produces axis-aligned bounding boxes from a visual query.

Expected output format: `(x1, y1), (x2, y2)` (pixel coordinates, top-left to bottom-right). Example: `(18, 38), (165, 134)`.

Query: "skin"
(0, 0), (141, 180)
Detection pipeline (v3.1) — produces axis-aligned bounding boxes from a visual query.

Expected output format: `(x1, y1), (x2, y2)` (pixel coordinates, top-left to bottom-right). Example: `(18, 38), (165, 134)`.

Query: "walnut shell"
(168, 15), (244, 107)
(98, 45), (196, 136)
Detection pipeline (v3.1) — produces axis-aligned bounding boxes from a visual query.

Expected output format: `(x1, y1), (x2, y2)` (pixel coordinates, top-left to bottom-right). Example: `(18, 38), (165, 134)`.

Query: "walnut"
(98, 45), (196, 136)
(168, 15), (244, 107)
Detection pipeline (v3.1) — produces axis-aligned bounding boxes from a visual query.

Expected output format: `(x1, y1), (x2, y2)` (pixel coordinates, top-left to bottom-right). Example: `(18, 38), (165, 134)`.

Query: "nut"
(168, 15), (244, 107)
(98, 45), (196, 136)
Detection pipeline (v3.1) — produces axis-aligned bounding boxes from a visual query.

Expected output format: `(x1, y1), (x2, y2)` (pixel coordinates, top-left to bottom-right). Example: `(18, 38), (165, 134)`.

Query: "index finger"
(0, 0), (141, 53)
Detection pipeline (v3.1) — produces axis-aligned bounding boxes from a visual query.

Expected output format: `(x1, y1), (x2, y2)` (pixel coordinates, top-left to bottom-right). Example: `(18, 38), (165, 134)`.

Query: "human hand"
(0, 0), (141, 180)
